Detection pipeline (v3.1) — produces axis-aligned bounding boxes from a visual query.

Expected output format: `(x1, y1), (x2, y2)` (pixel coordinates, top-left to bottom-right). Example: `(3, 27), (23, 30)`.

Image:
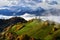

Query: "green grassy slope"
(1, 19), (60, 40)
(15, 20), (54, 39)
(8, 19), (55, 40)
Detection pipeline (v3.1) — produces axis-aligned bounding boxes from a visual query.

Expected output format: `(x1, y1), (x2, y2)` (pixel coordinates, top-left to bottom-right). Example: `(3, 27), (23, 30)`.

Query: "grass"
(11, 20), (54, 39)
(2, 19), (60, 40)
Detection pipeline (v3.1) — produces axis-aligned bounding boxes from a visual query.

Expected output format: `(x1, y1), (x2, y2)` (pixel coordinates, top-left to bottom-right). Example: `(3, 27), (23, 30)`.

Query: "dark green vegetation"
(0, 17), (60, 40)
(0, 17), (27, 32)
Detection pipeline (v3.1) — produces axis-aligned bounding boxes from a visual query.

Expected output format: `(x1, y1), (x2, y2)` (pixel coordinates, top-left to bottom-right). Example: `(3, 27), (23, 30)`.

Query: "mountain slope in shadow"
(0, 17), (27, 32)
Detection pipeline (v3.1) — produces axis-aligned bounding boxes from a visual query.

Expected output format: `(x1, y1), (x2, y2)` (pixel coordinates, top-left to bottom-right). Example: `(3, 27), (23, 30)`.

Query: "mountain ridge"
(0, 18), (60, 40)
(0, 17), (27, 32)
(0, 7), (60, 16)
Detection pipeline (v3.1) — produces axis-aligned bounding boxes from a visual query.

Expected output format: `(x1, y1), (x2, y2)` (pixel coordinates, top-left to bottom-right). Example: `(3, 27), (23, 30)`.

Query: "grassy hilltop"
(0, 17), (60, 40)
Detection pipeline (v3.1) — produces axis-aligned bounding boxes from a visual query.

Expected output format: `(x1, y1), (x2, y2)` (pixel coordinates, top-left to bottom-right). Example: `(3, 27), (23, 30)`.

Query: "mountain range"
(0, 6), (60, 16)
(0, 6), (60, 23)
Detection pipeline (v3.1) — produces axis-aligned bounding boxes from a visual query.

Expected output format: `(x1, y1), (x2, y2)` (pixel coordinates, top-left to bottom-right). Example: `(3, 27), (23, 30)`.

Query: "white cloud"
(20, 13), (60, 23)
(40, 16), (60, 23)
(0, 13), (60, 23)
(0, 0), (18, 6)
(0, 15), (14, 19)
(0, 0), (9, 6)
(16, 0), (59, 9)
(0, 0), (59, 8)
(0, 0), (60, 23)
(20, 13), (35, 20)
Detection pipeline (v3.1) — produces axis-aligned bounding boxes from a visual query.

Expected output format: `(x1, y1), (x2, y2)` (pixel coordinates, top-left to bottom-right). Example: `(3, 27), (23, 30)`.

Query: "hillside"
(0, 18), (60, 40)
(0, 17), (27, 32)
